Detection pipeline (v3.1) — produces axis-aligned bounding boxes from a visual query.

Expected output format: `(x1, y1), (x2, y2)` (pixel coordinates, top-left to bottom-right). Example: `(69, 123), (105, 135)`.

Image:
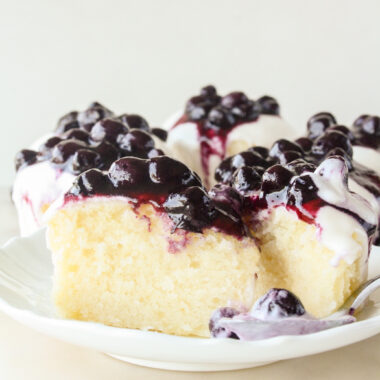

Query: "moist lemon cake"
(47, 156), (260, 337)
(215, 134), (378, 317)
(164, 85), (295, 187)
(13, 102), (167, 235)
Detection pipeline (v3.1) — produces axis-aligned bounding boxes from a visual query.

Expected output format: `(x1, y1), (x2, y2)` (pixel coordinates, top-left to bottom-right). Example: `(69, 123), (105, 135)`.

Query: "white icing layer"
(12, 161), (75, 236)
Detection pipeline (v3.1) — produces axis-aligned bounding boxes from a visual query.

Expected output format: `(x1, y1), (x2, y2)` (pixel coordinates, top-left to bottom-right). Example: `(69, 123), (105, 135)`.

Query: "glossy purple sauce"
(64, 156), (247, 238)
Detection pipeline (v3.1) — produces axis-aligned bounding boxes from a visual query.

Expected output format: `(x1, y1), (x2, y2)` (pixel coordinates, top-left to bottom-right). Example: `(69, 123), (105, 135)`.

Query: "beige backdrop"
(1, 0), (380, 186)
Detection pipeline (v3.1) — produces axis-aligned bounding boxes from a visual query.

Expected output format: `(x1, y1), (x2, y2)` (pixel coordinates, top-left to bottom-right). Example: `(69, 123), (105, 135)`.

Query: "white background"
(1, 0), (380, 186)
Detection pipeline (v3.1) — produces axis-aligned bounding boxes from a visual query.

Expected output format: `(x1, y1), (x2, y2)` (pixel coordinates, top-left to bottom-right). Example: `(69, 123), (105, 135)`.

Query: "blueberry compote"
(215, 128), (378, 242)
(15, 102), (167, 175)
(172, 85), (281, 185)
(65, 156), (247, 238)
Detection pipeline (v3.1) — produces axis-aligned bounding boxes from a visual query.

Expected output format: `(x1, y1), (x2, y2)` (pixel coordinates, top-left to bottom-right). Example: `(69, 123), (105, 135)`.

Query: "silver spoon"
(338, 274), (380, 316)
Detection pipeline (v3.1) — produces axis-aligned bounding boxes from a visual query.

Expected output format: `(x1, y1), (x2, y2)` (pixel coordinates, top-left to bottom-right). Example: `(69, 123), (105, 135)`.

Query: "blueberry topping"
(232, 166), (262, 193)
(15, 149), (39, 171)
(150, 128), (168, 142)
(307, 112), (337, 140)
(312, 130), (353, 158)
(90, 118), (129, 144)
(285, 159), (316, 175)
(183, 86), (279, 128)
(62, 129), (90, 143)
(328, 125), (355, 141)
(67, 155), (245, 237)
(39, 136), (63, 158)
(77, 102), (114, 131)
(294, 137), (313, 152)
(164, 187), (214, 232)
(118, 129), (156, 157)
(251, 288), (305, 319)
(361, 116), (380, 137)
(56, 111), (79, 134)
(257, 96), (280, 115)
(51, 140), (88, 164)
(269, 139), (303, 159)
(353, 114), (370, 129)
(260, 165), (294, 194)
(69, 169), (111, 197)
(116, 114), (150, 131)
(71, 149), (100, 174)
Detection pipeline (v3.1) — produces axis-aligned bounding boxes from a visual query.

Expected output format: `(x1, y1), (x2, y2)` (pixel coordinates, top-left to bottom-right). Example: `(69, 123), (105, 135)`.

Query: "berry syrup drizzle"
(64, 156), (248, 239)
(172, 86), (280, 186)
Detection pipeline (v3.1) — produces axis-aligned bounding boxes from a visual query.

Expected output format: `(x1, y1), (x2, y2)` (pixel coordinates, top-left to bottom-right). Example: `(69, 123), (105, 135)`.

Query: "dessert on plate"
(47, 156), (260, 338)
(12, 102), (167, 236)
(164, 85), (295, 187)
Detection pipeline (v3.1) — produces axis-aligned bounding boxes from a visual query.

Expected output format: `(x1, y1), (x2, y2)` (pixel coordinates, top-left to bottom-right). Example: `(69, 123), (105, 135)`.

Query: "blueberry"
(51, 139), (87, 164)
(294, 137), (313, 152)
(361, 116), (380, 136)
(150, 127), (168, 142)
(62, 129), (90, 143)
(269, 139), (303, 159)
(209, 184), (244, 217)
(251, 288), (305, 319)
(118, 129), (155, 157)
(278, 150), (303, 165)
(220, 92), (249, 109)
(287, 174), (319, 206)
(56, 111), (79, 134)
(257, 96), (280, 115)
(90, 118), (128, 144)
(312, 130), (353, 158)
(285, 159), (317, 175)
(247, 146), (269, 158)
(215, 151), (268, 184)
(71, 149), (100, 173)
(147, 148), (165, 158)
(261, 165), (294, 194)
(209, 307), (240, 338)
(232, 166), (262, 193)
(148, 156), (202, 189)
(39, 136), (63, 157)
(200, 85), (218, 98)
(206, 106), (236, 129)
(93, 141), (119, 170)
(328, 125), (355, 141)
(15, 149), (39, 171)
(77, 102), (114, 131)
(307, 112), (337, 140)
(185, 94), (219, 121)
(164, 187), (214, 232)
(69, 169), (110, 196)
(108, 157), (149, 189)
(353, 114), (370, 129)
(116, 114), (150, 131)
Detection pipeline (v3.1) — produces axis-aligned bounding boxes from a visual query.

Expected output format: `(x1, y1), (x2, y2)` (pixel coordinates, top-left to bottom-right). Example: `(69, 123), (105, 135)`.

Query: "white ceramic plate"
(1, 229), (380, 372)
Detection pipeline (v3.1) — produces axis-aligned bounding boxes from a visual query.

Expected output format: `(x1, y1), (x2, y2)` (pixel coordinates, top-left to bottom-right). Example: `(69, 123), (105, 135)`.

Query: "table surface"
(1, 187), (380, 379)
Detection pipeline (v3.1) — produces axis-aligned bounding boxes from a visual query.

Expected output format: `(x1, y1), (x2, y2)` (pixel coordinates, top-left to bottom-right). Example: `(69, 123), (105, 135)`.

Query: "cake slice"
(214, 136), (378, 318)
(47, 156), (259, 337)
